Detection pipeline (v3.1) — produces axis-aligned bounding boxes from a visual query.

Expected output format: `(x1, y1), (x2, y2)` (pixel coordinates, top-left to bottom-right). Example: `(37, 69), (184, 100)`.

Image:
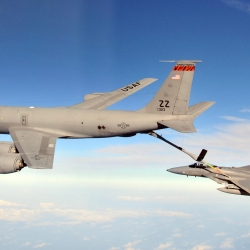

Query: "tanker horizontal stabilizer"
(157, 102), (215, 133)
(157, 120), (196, 133)
(187, 102), (215, 118)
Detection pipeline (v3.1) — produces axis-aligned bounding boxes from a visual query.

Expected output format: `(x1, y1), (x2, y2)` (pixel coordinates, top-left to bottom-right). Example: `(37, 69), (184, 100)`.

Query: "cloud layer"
(222, 0), (250, 14)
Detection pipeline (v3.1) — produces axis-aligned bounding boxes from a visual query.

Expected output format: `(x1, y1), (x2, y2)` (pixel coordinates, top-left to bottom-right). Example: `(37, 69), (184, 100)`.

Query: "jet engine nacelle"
(217, 187), (250, 196)
(0, 142), (17, 154)
(0, 154), (26, 174)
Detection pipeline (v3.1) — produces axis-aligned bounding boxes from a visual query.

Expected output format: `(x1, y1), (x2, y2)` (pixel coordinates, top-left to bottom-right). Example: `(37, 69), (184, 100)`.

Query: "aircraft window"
(189, 163), (197, 168)
(189, 163), (205, 168)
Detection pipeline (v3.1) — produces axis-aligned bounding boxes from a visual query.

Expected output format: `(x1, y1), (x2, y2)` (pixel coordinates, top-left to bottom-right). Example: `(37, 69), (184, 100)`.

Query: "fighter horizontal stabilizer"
(69, 78), (157, 110)
(158, 120), (196, 133)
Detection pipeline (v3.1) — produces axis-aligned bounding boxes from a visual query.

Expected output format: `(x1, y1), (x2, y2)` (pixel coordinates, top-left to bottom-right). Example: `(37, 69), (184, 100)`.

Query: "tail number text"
(157, 100), (170, 111)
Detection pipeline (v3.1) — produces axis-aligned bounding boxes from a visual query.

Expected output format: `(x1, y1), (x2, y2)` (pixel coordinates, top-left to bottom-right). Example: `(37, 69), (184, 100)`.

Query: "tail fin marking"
(143, 61), (197, 115)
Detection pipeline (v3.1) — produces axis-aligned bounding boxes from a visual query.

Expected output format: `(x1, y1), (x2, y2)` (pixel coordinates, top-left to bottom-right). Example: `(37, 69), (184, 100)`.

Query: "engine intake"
(0, 142), (17, 154)
(0, 154), (26, 174)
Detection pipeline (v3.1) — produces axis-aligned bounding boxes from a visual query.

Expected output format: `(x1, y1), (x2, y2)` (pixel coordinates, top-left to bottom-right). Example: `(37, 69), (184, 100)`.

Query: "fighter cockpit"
(189, 163), (206, 168)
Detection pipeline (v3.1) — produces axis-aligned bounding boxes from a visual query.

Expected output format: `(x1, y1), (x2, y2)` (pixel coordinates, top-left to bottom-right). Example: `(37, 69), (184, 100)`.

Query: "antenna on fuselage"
(159, 60), (202, 63)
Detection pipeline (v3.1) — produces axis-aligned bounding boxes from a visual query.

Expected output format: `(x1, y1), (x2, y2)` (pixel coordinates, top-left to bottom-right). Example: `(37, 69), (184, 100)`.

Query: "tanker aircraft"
(0, 60), (214, 174)
(148, 132), (250, 196)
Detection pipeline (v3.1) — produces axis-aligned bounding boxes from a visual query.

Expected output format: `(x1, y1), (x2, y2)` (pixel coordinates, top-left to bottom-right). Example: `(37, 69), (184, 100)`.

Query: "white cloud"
(241, 232), (250, 238)
(181, 122), (250, 166)
(123, 240), (141, 250)
(220, 238), (234, 249)
(155, 242), (172, 249)
(39, 203), (55, 209)
(192, 245), (213, 250)
(172, 233), (181, 237)
(240, 108), (250, 113)
(0, 201), (192, 224)
(22, 242), (31, 247)
(53, 209), (115, 223)
(66, 142), (176, 168)
(215, 232), (227, 237)
(155, 210), (191, 218)
(0, 199), (20, 207)
(221, 116), (249, 122)
(118, 196), (144, 201)
(197, 225), (205, 228)
(60, 121), (250, 172)
(33, 242), (50, 248)
(222, 0), (250, 14)
(154, 195), (193, 204)
(0, 208), (40, 221)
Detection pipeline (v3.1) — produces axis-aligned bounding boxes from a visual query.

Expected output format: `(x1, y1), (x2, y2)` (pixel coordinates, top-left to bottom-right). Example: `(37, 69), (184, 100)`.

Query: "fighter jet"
(168, 163), (250, 196)
(148, 132), (250, 196)
(0, 60), (214, 174)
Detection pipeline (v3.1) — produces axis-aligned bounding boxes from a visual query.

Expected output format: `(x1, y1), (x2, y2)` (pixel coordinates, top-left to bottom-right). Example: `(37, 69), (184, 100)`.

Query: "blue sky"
(1, 0), (250, 249)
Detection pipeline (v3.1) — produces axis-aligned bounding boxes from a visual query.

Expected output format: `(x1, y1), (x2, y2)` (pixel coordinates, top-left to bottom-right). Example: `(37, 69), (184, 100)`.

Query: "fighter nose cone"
(167, 167), (179, 174)
(167, 166), (189, 175)
(167, 168), (173, 173)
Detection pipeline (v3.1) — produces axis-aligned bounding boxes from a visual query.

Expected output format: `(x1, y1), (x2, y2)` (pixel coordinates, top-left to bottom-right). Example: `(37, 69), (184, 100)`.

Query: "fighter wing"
(207, 172), (250, 194)
(228, 177), (250, 194)
(69, 78), (157, 109)
(9, 127), (58, 169)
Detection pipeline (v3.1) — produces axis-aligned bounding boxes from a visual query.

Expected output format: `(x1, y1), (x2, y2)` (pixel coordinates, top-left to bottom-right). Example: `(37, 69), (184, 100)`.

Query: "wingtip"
(145, 78), (158, 82)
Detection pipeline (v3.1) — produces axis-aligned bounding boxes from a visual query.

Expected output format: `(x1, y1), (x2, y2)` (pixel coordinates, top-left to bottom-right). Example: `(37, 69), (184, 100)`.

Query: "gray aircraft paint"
(143, 61), (196, 115)
(153, 132), (250, 196)
(146, 131), (250, 196)
(168, 164), (250, 196)
(0, 61), (214, 172)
